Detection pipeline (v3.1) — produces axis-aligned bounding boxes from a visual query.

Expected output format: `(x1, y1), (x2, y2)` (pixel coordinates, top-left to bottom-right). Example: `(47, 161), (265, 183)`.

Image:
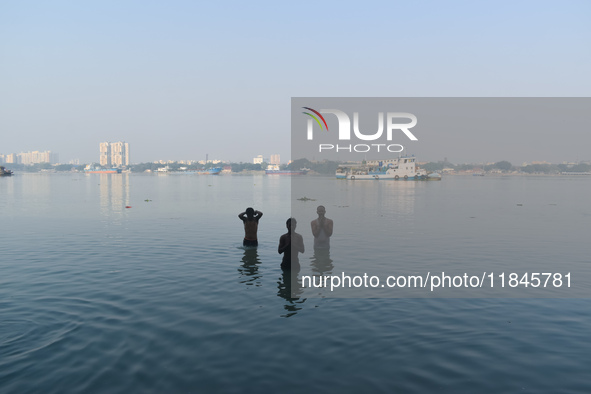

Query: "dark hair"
(286, 217), (297, 228)
(246, 207), (255, 216)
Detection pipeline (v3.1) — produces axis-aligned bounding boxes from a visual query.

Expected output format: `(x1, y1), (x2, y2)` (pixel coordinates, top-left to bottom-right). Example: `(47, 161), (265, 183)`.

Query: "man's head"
(286, 217), (297, 231)
(246, 207), (255, 218)
(317, 205), (326, 217)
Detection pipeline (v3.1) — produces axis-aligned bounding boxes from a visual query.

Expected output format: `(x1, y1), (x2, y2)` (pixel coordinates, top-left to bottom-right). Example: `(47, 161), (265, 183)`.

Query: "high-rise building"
(110, 142), (129, 167)
(14, 150), (57, 164)
(253, 155), (264, 164)
(99, 142), (111, 166)
(270, 154), (280, 165)
(100, 142), (130, 167)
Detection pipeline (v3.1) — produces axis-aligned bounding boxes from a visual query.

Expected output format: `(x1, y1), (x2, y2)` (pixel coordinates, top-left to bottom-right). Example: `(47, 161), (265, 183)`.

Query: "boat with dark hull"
(0, 166), (13, 176)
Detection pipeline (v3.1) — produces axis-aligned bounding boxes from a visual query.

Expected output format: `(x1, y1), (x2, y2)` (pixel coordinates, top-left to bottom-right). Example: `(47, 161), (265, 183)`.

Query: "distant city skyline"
(3, 137), (591, 167)
(0, 150), (58, 165)
(2, 143), (590, 167)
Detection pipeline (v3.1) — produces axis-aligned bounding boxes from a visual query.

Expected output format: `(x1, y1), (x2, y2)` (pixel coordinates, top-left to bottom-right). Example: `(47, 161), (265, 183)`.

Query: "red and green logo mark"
(302, 107), (329, 132)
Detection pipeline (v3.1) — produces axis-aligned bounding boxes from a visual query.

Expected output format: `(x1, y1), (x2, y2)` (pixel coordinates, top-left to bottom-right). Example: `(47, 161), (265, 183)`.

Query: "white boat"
(265, 164), (309, 175)
(335, 157), (433, 180)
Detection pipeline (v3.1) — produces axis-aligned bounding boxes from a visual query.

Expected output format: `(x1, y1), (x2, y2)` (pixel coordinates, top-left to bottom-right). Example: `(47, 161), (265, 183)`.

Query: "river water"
(1, 173), (590, 393)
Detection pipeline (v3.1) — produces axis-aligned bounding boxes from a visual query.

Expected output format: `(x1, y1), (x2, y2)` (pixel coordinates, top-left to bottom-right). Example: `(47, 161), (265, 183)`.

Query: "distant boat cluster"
(82, 164), (223, 175)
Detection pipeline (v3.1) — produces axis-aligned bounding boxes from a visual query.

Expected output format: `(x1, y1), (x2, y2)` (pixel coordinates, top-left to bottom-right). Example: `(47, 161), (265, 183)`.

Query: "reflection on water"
(238, 248), (262, 286)
(21, 173), (52, 197)
(333, 179), (418, 216)
(378, 180), (417, 215)
(310, 248), (334, 275)
(0, 173), (51, 201)
(98, 173), (130, 220)
(276, 271), (305, 318)
(0, 175), (15, 196)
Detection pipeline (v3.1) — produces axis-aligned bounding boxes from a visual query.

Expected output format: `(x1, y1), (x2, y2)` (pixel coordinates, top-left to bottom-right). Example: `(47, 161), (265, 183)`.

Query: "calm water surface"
(1, 173), (590, 393)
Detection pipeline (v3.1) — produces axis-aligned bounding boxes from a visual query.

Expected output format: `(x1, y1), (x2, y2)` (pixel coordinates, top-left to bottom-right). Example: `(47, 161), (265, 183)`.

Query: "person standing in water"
(278, 218), (305, 270)
(311, 205), (333, 250)
(239, 207), (263, 247)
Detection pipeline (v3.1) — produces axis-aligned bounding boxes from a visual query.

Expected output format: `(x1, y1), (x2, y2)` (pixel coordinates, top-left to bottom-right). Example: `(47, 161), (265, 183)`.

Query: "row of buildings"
(0, 142), (126, 167)
(253, 154), (280, 164)
(0, 151), (59, 165)
(3, 143), (279, 168)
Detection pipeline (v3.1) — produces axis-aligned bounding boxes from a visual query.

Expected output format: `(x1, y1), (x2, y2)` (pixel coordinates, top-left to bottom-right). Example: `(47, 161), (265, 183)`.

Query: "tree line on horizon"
(421, 160), (591, 174)
(3, 159), (590, 175)
(288, 159), (591, 175)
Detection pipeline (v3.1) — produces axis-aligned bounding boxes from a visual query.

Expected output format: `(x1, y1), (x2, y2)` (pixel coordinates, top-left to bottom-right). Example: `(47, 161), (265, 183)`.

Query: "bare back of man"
(239, 207), (263, 247)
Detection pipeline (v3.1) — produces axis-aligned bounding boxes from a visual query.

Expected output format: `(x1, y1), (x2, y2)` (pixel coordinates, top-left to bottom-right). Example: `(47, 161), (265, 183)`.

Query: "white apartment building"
(100, 142), (130, 167)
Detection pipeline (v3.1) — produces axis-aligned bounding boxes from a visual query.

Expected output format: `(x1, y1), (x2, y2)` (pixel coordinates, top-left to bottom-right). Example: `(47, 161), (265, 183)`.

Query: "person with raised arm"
(238, 207), (263, 247)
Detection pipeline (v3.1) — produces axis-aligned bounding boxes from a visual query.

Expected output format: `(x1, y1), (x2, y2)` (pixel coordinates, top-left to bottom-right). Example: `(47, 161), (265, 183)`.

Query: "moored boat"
(166, 167), (222, 175)
(197, 167), (222, 175)
(265, 165), (309, 175)
(335, 157), (439, 180)
(84, 165), (122, 174)
(0, 166), (13, 176)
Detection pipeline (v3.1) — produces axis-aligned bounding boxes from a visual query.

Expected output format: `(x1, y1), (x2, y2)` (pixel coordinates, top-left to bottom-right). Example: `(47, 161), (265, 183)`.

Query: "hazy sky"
(1, 1), (590, 164)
